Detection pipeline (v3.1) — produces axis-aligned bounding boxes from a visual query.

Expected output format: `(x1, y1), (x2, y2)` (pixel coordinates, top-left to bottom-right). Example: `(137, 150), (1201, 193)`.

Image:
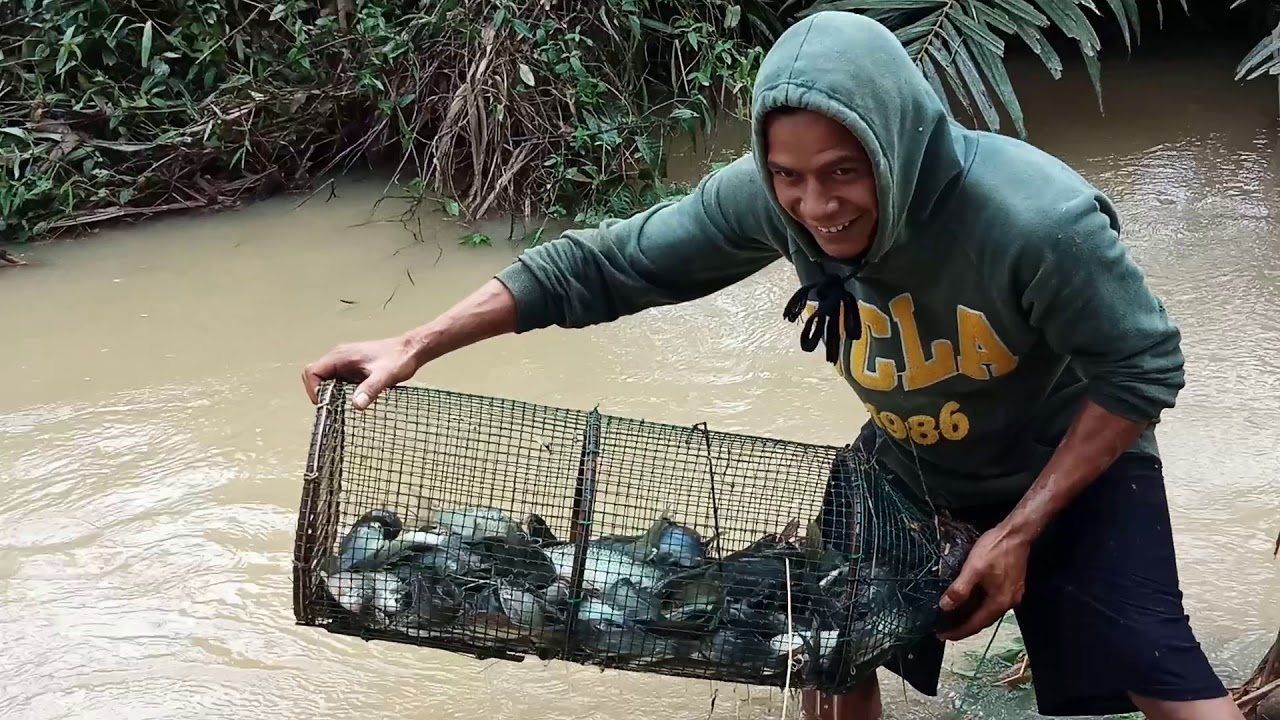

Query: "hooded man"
(303, 11), (1242, 720)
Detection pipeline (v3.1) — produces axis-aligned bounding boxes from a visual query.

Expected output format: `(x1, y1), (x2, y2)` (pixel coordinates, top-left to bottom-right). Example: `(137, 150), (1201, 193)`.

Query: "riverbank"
(4, 2), (1278, 251)
(0, 0), (772, 244)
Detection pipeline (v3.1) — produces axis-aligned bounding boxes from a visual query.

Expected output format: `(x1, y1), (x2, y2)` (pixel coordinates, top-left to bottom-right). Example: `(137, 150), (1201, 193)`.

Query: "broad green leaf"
(950, 5), (1005, 55)
(926, 41), (976, 120)
(919, 54), (954, 117)
(895, 9), (945, 51)
(1119, 0), (1142, 43)
(1082, 48), (1104, 115)
(986, 0), (1049, 27)
(941, 17), (1000, 131)
(970, 41), (1026, 137)
(1235, 28), (1280, 82)
(970, 0), (1018, 35)
(1096, 0), (1131, 49)
(1015, 24), (1063, 78)
(1030, 0), (1100, 52)
(141, 20), (153, 69)
(725, 4), (742, 28)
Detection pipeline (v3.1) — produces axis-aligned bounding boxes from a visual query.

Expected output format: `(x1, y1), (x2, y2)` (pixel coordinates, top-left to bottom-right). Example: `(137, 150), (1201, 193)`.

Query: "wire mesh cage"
(292, 379), (978, 694)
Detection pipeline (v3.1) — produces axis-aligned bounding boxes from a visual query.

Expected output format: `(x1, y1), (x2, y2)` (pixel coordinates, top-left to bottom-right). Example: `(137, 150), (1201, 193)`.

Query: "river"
(1, 48), (1277, 720)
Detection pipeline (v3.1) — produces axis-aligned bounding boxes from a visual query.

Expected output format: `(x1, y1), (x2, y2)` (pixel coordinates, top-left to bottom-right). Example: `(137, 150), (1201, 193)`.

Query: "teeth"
(816, 220), (852, 234)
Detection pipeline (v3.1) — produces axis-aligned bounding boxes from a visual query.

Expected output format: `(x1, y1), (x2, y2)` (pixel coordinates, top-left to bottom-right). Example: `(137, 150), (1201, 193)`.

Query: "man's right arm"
(305, 156), (786, 409)
(494, 155), (786, 333)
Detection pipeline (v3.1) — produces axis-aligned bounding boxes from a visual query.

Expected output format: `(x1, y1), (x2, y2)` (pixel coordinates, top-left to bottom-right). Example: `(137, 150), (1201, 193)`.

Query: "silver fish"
(401, 572), (464, 627)
(544, 542), (670, 592)
(494, 580), (556, 630)
(594, 517), (708, 569)
(603, 578), (663, 623)
(651, 521), (707, 568)
(370, 529), (452, 569)
(324, 570), (408, 617)
(573, 619), (685, 662)
(576, 598), (629, 625)
(335, 509), (403, 572)
(844, 606), (916, 668)
(700, 629), (786, 674)
(427, 505), (522, 542)
(769, 628), (840, 659)
(396, 533), (485, 578)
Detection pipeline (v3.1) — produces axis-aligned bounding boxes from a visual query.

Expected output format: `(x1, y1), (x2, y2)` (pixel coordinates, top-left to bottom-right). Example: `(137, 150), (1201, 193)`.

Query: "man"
(303, 11), (1242, 720)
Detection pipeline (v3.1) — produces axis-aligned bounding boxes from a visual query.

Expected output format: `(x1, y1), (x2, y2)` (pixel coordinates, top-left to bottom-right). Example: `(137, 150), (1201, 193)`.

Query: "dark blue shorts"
(820, 421), (1228, 717)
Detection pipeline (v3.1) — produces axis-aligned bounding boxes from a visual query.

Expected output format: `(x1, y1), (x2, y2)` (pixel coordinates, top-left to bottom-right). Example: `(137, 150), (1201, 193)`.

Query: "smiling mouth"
(813, 219), (853, 234)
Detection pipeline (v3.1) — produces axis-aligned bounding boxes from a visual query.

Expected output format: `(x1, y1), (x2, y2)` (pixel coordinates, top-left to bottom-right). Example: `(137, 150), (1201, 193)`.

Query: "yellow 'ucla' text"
(805, 292), (1019, 391)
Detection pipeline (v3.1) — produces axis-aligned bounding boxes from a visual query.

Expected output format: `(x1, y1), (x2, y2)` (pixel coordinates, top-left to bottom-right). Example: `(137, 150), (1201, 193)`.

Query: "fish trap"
(292, 380), (978, 694)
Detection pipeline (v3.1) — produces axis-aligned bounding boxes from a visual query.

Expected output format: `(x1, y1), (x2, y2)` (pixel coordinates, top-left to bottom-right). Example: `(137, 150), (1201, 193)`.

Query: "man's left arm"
(937, 192), (1186, 641)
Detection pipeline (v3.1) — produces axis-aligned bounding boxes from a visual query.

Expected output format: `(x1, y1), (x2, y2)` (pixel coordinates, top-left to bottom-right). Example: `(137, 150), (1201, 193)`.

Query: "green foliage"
(0, 0), (775, 243)
(3, 0), (1276, 245)
(1233, 0), (1280, 83)
(799, 0), (1185, 138)
(800, 0), (1278, 140)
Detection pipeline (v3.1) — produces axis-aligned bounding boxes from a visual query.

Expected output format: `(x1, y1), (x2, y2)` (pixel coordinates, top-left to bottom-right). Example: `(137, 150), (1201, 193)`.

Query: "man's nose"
(804, 184), (839, 214)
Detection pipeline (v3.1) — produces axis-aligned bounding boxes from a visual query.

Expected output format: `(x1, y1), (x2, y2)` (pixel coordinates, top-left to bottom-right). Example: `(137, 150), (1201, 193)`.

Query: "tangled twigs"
(994, 652), (1032, 687)
(1233, 630), (1280, 718)
(1, 0), (768, 243)
(1230, 529), (1280, 719)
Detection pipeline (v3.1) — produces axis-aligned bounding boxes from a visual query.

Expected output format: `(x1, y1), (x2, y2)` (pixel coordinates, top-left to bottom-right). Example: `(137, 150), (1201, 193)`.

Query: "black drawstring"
(782, 271), (862, 365)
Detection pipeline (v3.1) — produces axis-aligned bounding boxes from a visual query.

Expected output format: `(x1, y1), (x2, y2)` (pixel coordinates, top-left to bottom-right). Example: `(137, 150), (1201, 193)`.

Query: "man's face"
(765, 109), (879, 261)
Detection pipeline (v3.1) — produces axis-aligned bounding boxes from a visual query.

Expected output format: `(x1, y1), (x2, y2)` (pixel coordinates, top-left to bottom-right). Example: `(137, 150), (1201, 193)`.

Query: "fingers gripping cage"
(291, 380), (977, 693)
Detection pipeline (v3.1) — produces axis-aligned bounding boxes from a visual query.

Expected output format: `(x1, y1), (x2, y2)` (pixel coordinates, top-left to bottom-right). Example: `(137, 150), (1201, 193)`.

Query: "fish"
(572, 618), (687, 662)
(650, 520), (709, 568)
(525, 513), (558, 545)
(493, 579), (559, 631)
(400, 571), (465, 628)
(602, 578), (664, 623)
(843, 606), (916, 668)
(426, 505), (523, 543)
(365, 528), (455, 570)
(575, 597), (629, 625)
(467, 536), (559, 589)
(699, 628), (787, 674)
(593, 516), (710, 569)
(323, 570), (408, 617)
(544, 542), (671, 593)
(320, 495), (973, 688)
(391, 533), (485, 579)
(334, 508), (403, 572)
(937, 514), (980, 582)
(769, 628), (840, 659)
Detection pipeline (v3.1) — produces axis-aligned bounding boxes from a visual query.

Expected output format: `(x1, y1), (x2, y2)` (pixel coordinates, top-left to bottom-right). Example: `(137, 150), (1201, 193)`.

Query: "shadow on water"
(1, 44), (1277, 720)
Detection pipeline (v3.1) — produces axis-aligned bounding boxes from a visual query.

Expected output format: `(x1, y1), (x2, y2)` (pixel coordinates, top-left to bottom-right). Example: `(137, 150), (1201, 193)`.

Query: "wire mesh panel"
(292, 380), (979, 693)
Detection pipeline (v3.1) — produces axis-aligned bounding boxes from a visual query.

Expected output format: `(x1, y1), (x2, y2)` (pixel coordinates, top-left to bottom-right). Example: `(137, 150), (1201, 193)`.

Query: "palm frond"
(1234, 21), (1280, 83)
(798, 0), (1176, 138)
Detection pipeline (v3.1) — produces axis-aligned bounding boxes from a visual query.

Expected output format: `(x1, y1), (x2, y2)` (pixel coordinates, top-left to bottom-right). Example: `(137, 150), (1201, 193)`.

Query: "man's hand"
(302, 278), (522, 411)
(936, 523), (1031, 642)
(302, 335), (420, 410)
(933, 400), (1151, 642)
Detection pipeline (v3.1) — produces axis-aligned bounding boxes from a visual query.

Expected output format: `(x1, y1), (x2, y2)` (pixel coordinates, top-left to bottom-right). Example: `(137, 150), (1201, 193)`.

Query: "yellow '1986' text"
(864, 400), (970, 446)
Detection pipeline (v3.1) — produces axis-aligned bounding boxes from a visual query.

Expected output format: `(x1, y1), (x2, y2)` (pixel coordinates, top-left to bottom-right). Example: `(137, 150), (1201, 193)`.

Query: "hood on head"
(750, 11), (962, 268)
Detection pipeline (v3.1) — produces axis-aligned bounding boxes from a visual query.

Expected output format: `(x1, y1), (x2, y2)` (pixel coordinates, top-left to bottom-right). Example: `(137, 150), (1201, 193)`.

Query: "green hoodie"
(494, 11), (1184, 509)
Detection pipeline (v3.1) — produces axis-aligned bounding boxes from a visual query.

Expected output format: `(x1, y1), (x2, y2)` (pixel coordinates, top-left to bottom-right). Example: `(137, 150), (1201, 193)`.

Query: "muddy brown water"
(2, 49), (1277, 719)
